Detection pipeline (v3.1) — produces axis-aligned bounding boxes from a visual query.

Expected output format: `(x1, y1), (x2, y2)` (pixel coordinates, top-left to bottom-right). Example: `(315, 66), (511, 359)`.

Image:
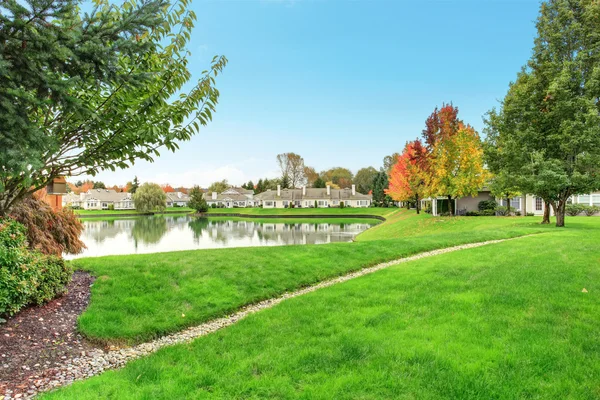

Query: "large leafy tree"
(423, 105), (488, 215)
(207, 180), (229, 194)
(320, 167), (353, 189)
(386, 140), (428, 213)
(276, 153), (305, 188)
(133, 183), (166, 213)
(485, 0), (600, 227)
(354, 167), (378, 194)
(0, 0), (227, 215)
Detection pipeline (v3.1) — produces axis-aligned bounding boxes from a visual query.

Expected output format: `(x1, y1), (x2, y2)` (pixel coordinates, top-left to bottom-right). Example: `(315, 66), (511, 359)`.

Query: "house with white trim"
(255, 185), (372, 208)
(166, 191), (191, 207)
(63, 189), (135, 210)
(205, 187), (257, 208)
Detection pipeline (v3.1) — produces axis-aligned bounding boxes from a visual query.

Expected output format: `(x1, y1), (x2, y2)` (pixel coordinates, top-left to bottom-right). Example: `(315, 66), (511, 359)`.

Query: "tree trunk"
(553, 199), (566, 227)
(541, 201), (551, 224)
(447, 195), (453, 216)
(505, 195), (510, 215)
(415, 195), (420, 214)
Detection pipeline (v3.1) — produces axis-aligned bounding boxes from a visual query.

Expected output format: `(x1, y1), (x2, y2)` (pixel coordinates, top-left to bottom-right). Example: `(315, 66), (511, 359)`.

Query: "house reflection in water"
(70, 216), (377, 259)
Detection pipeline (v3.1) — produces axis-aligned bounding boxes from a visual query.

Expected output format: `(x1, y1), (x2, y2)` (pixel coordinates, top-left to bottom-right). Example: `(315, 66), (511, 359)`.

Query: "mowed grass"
(73, 210), (551, 344)
(45, 218), (600, 399)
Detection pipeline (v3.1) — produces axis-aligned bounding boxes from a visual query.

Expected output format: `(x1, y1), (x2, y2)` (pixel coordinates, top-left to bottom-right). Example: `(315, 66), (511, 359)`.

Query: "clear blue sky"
(90, 0), (541, 188)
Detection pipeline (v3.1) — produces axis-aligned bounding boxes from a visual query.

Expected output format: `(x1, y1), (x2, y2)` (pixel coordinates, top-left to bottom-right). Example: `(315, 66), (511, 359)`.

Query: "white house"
(166, 191), (191, 207)
(63, 189), (135, 210)
(205, 187), (257, 208)
(255, 185), (372, 209)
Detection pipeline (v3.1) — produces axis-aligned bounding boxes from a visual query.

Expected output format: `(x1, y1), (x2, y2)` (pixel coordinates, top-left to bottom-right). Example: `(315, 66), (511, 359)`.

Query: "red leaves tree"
(386, 140), (428, 214)
(161, 184), (175, 193)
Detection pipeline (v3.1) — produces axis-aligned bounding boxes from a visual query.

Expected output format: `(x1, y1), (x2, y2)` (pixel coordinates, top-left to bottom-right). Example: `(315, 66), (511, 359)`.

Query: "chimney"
(177, 191), (182, 199)
(326, 185), (331, 196)
(352, 184), (356, 196)
(212, 192), (217, 200)
(277, 185), (281, 197)
(302, 186), (306, 196)
(80, 192), (85, 201)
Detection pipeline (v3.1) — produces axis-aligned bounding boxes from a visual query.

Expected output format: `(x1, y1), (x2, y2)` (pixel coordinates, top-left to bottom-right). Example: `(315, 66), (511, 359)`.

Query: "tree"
(80, 181), (94, 193)
(133, 183), (166, 213)
(188, 186), (208, 213)
(129, 177), (140, 194)
(0, 0), (227, 216)
(93, 181), (106, 189)
(320, 167), (353, 188)
(313, 177), (326, 188)
(256, 179), (264, 193)
(422, 105), (488, 215)
(303, 166), (319, 187)
(245, 181), (255, 193)
(383, 153), (401, 174)
(386, 141), (428, 213)
(276, 153), (305, 188)
(488, 172), (521, 217)
(280, 175), (290, 189)
(354, 167), (378, 194)
(325, 181), (340, 189)
(484, 0), (600, 227)
(372, 171), (390, 207)
(208, 180), (229, 194)
(161, 184), (175, 193)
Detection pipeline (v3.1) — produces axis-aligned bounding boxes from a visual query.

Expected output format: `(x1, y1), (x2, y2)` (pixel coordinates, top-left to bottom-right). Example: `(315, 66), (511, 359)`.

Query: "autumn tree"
(320, 167), (353, 189)
(276, 153), (305, 188)
(484, 0), (600, 227)
(303, 166), (319, 188)
(0, 0), (227, 215)
(386, 140), (428, 213)
(354, 167), (378, 194)
(161, 184), (175, 193)
(423, 105), (488, 215)
(383, 153), (401, 174)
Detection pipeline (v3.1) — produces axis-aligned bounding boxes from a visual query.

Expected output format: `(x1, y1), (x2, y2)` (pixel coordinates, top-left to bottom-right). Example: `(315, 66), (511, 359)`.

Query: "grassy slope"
(73, 210), (552, 343)
(46, 218), (600, 399)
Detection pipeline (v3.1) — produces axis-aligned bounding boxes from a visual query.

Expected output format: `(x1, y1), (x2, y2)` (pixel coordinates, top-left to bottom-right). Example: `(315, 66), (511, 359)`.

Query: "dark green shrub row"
(566, 204), (600, 216)
(0, 219), (72, 317)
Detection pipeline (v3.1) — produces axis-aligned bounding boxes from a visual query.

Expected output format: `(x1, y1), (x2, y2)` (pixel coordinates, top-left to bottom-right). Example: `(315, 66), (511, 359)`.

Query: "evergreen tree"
(256, 179), (264, 193)
(129, 176), (140, 194)
(313, 177), (326, 188)
(93, 181), (106, 189)
(372, 171), (389, 207)
(188, 186), (208, 213)
(280, 175), (290, 189)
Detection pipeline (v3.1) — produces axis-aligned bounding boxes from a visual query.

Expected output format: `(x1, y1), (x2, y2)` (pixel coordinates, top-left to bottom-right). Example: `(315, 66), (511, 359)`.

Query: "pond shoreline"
(76, 211), (388, 221)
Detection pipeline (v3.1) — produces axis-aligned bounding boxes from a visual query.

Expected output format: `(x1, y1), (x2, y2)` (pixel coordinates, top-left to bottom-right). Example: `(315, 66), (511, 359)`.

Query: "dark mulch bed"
(0, 271), (98, 397)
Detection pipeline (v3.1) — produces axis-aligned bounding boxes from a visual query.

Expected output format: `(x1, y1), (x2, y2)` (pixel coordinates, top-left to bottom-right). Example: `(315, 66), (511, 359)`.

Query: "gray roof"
(255, 188), (371, 201)
(84, 189), (132, 202)
(166, 192), (191, 202)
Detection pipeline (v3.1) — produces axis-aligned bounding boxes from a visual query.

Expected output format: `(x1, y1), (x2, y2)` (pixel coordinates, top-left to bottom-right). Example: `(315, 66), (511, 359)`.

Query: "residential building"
(166, 191), (191, 207)
(255, 185), (372, 208)
(63, 189), (135, 210)
(205, 187), (257, 208)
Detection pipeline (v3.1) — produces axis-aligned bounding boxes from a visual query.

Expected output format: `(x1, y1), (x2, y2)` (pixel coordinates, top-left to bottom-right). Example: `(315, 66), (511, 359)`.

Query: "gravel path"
(1, 237), (524, 399)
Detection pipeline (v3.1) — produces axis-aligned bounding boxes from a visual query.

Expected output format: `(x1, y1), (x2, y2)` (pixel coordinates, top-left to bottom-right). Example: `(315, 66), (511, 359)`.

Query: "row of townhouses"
(63, 185), (373, 210)
(424, 188), (600, 216)
(62, 189), (191, 210)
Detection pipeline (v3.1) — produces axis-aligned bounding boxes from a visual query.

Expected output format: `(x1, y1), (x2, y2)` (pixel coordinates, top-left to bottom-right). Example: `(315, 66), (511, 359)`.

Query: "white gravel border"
(9, 236), (525, 399)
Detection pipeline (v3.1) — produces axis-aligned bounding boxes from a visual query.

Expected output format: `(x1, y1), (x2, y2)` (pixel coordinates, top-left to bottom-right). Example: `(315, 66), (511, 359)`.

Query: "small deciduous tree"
(386, 140), (428, 213)
(276, 153), (305, 188)
(208, 180), (229, 194)
(354, 167), (378, 194)
(133, 183), (166, 213)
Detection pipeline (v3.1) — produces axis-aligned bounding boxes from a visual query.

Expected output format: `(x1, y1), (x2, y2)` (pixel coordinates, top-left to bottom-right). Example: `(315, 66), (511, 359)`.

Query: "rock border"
(16, 236), (526, 399)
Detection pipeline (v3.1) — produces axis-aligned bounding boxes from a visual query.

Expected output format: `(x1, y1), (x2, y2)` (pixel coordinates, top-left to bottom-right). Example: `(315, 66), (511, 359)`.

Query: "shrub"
(515, 211), (522, 216)
(526, 212), (535, 216)
(583, 205), (600, 216)
(465, 211), (480, 216)
(340, 201), (345, 209)
(314, 200), (318, 208)
(0, 219), (73, 317)
(9, 196), (85, 256)
(211, 203), (216, 209)
(566, 204), (585, 216)
(480, 209), (496, 216)
(478, 200), (497, 212)
(495, 206), (511, 216)
(108, 204), (115, 211)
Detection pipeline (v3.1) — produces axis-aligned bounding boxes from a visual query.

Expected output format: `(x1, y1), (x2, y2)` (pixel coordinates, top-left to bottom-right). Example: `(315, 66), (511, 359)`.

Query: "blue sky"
(90, 0), (541, 188)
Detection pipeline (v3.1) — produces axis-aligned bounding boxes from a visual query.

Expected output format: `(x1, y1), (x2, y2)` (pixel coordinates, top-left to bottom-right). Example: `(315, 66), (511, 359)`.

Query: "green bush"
(108, 204), (115, 211)
(478, 200), (497, 212)
(0, 219), (72, 317)
(495, 206), (511, 216)
(583, 205), (600, 216)
(340, 201), (345, 209)
(465, 211), (480, 216)
(566, 204), (585, 216)
(480, 209), (496, 216)
(526, 212), (535, 217)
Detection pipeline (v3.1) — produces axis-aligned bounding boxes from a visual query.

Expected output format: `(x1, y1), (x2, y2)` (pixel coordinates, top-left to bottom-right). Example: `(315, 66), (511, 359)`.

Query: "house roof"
(84, 189), (131, 202)
(255, 188), (372, 202)
(166, 192), (190, 202)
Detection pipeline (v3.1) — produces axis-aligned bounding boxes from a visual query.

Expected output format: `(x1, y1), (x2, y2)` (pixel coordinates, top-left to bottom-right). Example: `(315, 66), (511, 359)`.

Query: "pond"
(68, 216), (378, 258)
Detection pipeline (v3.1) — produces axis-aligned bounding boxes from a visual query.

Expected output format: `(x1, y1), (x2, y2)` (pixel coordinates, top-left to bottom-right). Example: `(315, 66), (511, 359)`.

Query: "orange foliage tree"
(161, 184), (175, 193)
(386, 140), (428, 213)
(423, 105), (488, 215)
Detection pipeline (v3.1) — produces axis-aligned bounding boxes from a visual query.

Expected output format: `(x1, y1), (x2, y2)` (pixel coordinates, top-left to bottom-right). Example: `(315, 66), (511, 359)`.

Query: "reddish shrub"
(9, 196), (85, 256)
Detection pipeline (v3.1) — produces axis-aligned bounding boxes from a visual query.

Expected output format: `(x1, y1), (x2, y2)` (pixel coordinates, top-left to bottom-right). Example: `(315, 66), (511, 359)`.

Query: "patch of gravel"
(2, 237), (522, 399)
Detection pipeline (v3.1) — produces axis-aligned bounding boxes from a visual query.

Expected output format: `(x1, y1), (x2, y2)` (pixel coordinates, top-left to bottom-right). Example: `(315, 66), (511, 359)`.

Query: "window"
(318, 200), (327, 206)
(357, 200), (368, 206)
(579, 195), (591, 205)
(535, 197), (543, 211)
(265, 201), (273, 207)
(510, 198), (521, 211)
(283, 201), (289, 207)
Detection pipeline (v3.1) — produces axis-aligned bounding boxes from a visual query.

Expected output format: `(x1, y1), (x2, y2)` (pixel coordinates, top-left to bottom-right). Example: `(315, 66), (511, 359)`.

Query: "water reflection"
(69, 216), (375, 259)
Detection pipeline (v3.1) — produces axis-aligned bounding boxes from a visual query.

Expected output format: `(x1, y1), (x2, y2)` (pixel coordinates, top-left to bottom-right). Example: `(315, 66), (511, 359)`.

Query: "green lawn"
(46, 217), (600, 399)
(72, 210), (554, 344)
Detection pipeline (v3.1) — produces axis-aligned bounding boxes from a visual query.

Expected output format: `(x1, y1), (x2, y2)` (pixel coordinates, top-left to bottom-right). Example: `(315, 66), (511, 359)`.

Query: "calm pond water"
(68, 216), (377, 258)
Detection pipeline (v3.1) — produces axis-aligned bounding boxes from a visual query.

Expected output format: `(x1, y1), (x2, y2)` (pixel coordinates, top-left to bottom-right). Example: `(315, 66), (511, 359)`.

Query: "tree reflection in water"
(131, 216), (168, 245)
